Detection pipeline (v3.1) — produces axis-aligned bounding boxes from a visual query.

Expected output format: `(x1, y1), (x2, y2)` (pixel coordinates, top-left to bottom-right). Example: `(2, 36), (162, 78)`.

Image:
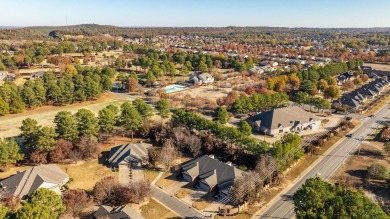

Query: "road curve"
(256, 103), (390, 219)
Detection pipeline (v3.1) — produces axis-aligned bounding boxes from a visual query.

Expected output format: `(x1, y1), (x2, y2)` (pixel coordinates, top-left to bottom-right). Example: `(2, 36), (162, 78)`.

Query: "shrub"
(368, 163), (389, 180)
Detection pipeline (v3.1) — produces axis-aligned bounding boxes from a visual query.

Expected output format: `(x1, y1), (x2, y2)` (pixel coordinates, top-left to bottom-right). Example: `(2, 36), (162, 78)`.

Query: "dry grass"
(0, 93), (124, 139)
(143, 169), (159, 182)
(58, 160), (117, 191)
(192, 199), (212, 210)
(0, 165), (32, 179)
(140, 199), (179, 219)
(155, 172), (177, 189)
(362, 91), (390, 116)
(174, 187), (193, 199)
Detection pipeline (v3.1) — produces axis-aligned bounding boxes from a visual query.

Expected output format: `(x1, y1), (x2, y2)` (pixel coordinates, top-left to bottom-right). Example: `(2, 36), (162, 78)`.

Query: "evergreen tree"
(0, 138), (24, 166)
(120, 102), (142, 140)
(213, 106), (230, 124)
(54, 111), (79, 142)
(75, 109), (100, 137)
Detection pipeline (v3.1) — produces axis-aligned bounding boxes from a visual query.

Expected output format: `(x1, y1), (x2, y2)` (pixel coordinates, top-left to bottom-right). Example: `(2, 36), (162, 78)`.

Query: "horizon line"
(2, 24), (390, 29)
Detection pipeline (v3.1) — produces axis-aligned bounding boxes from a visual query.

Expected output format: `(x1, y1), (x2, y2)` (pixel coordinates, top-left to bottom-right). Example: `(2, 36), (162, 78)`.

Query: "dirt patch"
(331, 141), (390, 213)
(365, 63), (390, 71)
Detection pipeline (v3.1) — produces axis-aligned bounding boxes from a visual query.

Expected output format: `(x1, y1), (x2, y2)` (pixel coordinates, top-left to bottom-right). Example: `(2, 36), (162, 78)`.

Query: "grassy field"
(58, 159), (117, 191)
(0, 93), (125, 138)
(141, 199), (180, 219)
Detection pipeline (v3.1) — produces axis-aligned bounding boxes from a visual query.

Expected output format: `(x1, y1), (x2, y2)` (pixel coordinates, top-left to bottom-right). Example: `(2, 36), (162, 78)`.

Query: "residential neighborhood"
(0, 1), (390, 219)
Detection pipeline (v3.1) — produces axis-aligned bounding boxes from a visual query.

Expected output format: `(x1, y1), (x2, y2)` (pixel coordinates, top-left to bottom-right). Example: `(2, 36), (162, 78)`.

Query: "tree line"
(0, 66), (114, 116)
(9, 98), (169, 166)
(231, 92), (288, 114)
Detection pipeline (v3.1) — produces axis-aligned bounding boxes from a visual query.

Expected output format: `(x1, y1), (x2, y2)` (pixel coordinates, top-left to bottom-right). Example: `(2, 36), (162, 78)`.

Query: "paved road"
(151, 185), (205, 218)
(256, 103), (390, 219)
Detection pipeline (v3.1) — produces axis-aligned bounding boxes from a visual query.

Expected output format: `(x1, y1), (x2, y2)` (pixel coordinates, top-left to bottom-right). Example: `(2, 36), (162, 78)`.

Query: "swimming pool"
(165, 84), (188, 93)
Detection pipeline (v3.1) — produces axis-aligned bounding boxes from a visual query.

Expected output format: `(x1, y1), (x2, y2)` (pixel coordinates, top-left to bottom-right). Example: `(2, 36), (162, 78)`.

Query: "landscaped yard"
(143, 169), (159, 182)
(140, 199), (179, 219)
(58, 160), (117, 191)
(155, 172), (177, 189)
(174, 186), (193, 199)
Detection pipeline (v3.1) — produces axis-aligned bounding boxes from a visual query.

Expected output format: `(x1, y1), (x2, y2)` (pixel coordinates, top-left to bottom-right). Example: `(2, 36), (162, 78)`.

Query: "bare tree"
(185, 134), (202, 157)
(158, 139), (178, 171)
(75, 135), (99, 160)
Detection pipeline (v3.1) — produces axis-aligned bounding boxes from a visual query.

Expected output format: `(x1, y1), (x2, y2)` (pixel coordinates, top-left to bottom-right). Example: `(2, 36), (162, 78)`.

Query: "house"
(30, 71), (45, 80)
(246, 106), (322, 136)
(108, 143), (151, 167)
(0, 164), (69, 199)
(189, 72), (214, 85)
(180, 155), (244, 194)
(336, 72), (354, 85)
(259, 60), (268, 66)
(248, 66), (265, 74)
(271, 61), (278, 67)
(0, 71), (15, 81)
(333, 77), (390, 111)
(108, 143), (151, 181)
(94, 205), (145, 219)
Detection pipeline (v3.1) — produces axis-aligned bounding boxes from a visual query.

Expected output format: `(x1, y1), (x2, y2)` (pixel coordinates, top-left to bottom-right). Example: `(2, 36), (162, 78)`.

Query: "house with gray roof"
(93, 205), (145, 219)
(189, 72), (214, 85)
(108, 143), (151, 182)
(180, 155), (244, 194)
(0, 164), (69, 199)
(333, 77), (389, 112)
(108, 143), (151, 168)
(30, 71), (45, 80)
(246, 106), (322, 136)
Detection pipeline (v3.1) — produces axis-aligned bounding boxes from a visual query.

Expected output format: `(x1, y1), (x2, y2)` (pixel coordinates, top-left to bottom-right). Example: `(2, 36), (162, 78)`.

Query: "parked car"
(346, 133), (353, 137)
(368, 114), (374, 117)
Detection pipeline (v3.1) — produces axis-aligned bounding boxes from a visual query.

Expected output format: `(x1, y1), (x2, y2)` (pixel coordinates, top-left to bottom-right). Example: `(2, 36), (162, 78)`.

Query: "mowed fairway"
(0, 93), (125, 139)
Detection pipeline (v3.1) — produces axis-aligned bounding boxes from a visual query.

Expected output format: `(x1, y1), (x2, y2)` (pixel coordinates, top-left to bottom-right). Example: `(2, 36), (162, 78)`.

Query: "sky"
(1, 0), (390, 28)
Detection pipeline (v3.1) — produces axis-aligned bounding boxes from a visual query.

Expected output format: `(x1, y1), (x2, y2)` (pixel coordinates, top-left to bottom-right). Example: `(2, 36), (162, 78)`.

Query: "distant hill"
(1, 24), (390, 41)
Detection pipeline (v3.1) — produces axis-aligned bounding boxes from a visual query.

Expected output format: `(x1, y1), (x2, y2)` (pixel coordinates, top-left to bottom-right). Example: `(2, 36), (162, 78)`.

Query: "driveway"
(151, 185), (205, 218)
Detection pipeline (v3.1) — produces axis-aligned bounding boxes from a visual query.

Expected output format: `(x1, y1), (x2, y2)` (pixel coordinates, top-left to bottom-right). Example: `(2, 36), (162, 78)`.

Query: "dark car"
(368, 115), (374, 117)
(346, 133), (353, 137)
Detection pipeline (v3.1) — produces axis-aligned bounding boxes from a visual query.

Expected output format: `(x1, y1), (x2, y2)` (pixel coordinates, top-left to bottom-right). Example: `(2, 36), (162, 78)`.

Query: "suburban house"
(0, 164), (69, 199)
(246, 106), (322, 136)
(248, 66), (265, 74)
(333, 77), (389, 111)
(189, 72), (214, 85)
(336, 71), (355, 85)
(93, 205), (145, 219)
(180, 155), (244, 195)
(30, 71), (45, 80)
(108, 143), (151, 182)
(0, 71), (15, 81)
